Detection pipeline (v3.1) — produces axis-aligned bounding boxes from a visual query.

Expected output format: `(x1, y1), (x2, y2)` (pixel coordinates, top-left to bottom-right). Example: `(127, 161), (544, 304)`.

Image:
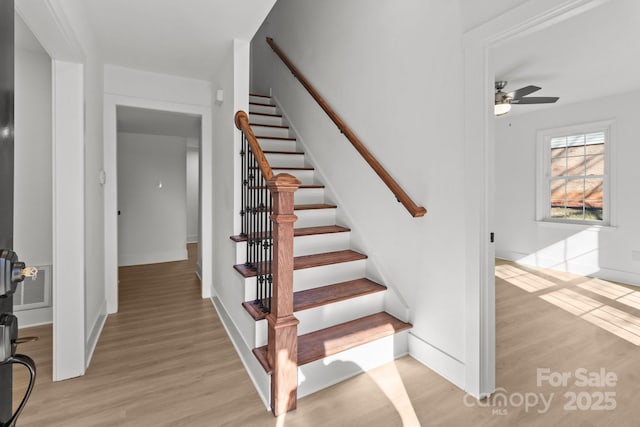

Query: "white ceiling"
(492, 0), (640, 116)
(77, 0), (277, 80)
(117, 106), (201, 142)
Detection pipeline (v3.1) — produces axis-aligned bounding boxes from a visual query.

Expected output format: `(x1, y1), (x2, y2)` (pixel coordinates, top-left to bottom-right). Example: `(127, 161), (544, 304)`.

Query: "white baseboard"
(118, 248), (188, 267)
(408, 333), (465, 391)
(15, 307), (53, 328)
(187, 235), (199, 243)
(86, 300), (108, 367)
(210, 296), (271, 410)
(496, 250), (640, 287)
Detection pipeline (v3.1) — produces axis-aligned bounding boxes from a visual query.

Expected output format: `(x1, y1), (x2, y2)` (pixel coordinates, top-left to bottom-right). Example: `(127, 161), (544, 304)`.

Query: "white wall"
(211, 40), (247, 318)
(458, 0), (529, 31)
(104, 64), (213, 309)
(251, 0), (468, 386)
(14, 27), (53, 327)
(187, 146), (200, 243)
(14, 40), (52, 270)
(495, 90), (640, 285)
(117, 132), (188, 266)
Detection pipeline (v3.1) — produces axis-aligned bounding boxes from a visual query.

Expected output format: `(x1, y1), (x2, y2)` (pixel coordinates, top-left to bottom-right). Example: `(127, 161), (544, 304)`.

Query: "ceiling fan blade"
(509, 85), (541, 99)
(511, 96), (559, 105)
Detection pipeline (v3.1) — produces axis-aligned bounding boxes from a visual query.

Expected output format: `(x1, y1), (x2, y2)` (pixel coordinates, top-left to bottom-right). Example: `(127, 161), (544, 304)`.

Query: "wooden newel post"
(266, 173), (300, 416)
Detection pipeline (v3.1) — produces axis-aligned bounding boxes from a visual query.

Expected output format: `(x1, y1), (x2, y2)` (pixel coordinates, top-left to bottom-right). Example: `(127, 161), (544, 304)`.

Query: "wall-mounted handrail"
(266, 37), (427, 218)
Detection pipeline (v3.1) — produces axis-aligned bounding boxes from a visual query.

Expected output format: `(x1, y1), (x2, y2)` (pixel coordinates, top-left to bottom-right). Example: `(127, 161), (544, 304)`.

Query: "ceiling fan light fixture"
(494, 100), (511, 116)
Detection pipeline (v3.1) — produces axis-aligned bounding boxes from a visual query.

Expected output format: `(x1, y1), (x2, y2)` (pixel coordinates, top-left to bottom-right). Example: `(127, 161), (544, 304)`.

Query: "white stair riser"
(294, 259), (367, 292)
(257, 139), (298, 152)
(294, 232), (350, 257)
(297, 331), (410, 398)
(294, 188), (325, 205)
(235, 231), (350, 264)
(249, 104), (278, 115)
(250, 113), (283, 127)
(298, 292), (385, 335)
(294, 208), (337, 228)
(264, 152), (305, 168)
(250, 125), (290, 139)
(242, 259), (367, 301)
(249, 95), (272, 104)
(273, 168), (315, 184)
(254, 292), (386, 347)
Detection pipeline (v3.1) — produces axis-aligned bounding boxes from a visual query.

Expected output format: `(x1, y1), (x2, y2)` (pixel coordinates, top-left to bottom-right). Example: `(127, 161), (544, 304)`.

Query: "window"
(537, 121), (612, 225)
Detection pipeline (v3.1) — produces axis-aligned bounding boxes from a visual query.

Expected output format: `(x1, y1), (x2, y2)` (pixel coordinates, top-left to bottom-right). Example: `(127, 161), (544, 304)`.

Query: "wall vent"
(14, 264), (51, 311)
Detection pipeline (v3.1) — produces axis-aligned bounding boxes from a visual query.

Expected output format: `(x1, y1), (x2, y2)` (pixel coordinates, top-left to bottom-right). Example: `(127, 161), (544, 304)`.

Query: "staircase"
(229, 94), (412, 411)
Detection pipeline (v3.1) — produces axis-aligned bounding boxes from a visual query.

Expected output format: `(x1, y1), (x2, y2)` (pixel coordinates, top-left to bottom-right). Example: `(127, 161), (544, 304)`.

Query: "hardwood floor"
(11, 253), (640, 426)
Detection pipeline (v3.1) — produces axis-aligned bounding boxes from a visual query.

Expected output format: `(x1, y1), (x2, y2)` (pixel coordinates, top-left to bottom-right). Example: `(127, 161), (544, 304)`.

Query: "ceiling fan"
(494, 81), (559, 116)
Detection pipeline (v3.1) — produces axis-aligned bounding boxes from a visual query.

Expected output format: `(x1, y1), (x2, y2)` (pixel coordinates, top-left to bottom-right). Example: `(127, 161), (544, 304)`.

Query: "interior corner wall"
(117, 132), (188, 266)
(251, 0), (468, 386)
(210, 39), (248, 314)
(495, 90), (640, 285)
(13, 39), (53, 327)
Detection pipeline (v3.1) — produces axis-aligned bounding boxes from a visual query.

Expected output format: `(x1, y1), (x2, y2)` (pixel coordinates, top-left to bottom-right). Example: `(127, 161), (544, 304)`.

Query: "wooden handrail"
(235, 110), (273, 181)
(266, 37), (427, 218)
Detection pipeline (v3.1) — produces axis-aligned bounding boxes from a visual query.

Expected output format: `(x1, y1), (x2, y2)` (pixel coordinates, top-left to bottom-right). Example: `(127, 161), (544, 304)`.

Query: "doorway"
(462, 0), (615, 399)
(104, 95), (212, 313)
(116, 106), (201, 270)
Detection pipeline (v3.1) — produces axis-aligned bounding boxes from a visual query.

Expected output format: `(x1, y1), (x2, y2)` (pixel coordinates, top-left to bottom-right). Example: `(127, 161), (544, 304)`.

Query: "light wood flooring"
(11, 251), (640, 426)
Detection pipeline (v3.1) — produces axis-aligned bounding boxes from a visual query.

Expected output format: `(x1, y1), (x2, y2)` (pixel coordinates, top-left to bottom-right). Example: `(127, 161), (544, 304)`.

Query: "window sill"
(535, 220), (617, 231)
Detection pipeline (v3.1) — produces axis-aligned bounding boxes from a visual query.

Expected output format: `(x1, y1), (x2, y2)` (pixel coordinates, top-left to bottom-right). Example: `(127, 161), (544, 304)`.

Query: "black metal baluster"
(267, 190), (273, 312)
(261, 177), (269, 312)
(240, 134), (247, 237)
(238, 125), (275, 314)
(257, 171), (264, 310)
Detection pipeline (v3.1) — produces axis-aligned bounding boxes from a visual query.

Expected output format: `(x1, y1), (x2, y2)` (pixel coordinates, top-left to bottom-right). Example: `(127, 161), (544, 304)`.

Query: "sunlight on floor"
(367, 363), (421, 427)
(578, 279), (634, 299)
(276, 413), (287, 427)
(495, 264), (557, 292)
(501, 263), (640, 346)
(539, 288), (602, 316)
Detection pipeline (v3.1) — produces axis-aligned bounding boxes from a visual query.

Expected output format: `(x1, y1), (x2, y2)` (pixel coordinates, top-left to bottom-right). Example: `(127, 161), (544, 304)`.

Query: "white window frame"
(536, 120), (615, 226)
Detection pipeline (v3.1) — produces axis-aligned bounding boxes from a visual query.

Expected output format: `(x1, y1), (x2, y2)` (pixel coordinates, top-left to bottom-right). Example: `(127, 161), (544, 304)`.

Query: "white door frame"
(104, 95), (213, 313)
(462, 0), (612, 398)
(16, 0), (88, 381)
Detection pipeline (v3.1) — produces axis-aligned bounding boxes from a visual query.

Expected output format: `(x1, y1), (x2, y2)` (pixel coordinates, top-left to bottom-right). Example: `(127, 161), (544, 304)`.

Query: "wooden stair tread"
(298, 312), (411, 365)
(263, 150), (304, 155)
(249, 166), (314, 171)
(230, 225), (349, 243)
(255, 136), (296, 141)
(250, 123), (289, 129)
(294, 203), (337, 210)
(234, 250), (366, 278)
(249, 93), (271, 98)
(242, 278), (385, 321)
(249, 101), (274, 107)
(248, 184), (324, 190)
(253, 312), (412, 373)
(249, 112), (282, 118)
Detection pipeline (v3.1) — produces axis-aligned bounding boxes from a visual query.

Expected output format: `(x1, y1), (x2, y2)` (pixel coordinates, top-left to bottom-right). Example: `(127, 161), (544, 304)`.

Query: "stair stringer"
(210, 296), (271, 409)
(272, 94), (411, 324)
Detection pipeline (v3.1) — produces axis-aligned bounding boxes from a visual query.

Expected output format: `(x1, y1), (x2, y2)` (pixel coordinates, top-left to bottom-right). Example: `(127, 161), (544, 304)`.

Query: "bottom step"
(254, 312), (411, 373)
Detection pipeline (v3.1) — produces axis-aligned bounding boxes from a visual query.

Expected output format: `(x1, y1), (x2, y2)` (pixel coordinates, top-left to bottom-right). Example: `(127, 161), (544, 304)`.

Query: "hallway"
(13, 244), (269, 425)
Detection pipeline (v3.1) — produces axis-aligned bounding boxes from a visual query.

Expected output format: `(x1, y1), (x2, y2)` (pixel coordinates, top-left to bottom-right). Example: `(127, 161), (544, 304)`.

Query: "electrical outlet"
(632, 251), (640, 262)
